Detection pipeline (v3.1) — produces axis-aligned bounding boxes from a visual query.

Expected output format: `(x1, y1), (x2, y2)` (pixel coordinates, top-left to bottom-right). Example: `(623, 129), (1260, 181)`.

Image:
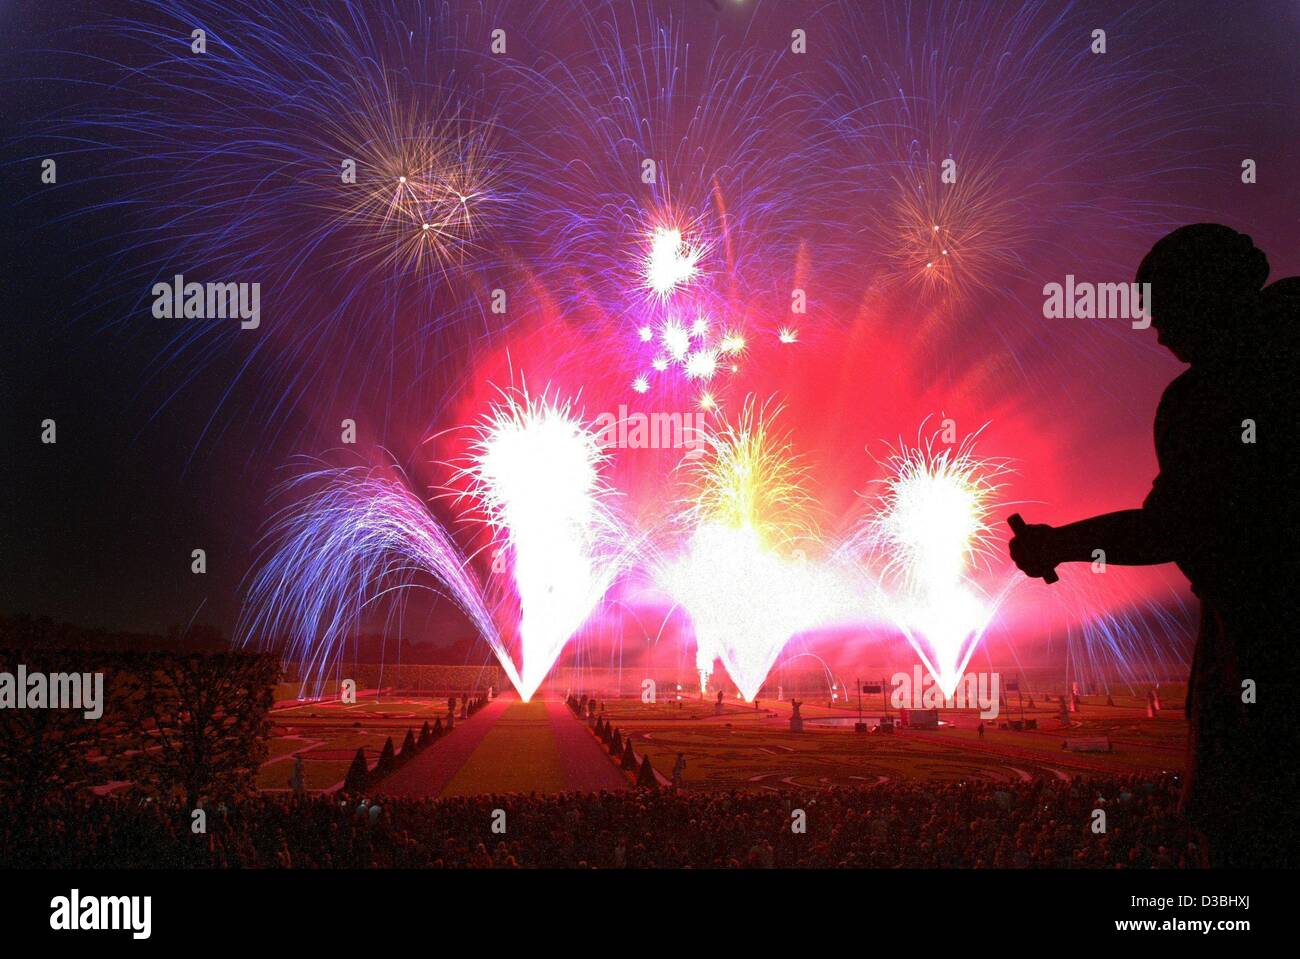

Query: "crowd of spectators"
(1, 774), (1200, 868)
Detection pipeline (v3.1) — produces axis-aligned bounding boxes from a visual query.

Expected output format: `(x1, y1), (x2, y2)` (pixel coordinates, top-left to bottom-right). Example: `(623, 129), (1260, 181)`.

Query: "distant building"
(900, 709), (939, 729)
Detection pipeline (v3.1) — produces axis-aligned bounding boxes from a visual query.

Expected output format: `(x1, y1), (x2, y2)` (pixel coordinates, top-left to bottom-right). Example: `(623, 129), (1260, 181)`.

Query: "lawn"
(438, 701), (569, 797)
(609, 695), (1188, 791)
(255, 688), (1189, 795)
(257, 694), (461, 791)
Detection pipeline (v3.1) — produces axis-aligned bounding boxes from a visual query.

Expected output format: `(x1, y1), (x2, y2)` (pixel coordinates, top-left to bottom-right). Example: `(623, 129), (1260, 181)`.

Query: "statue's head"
(1136, 224), (1269, 363)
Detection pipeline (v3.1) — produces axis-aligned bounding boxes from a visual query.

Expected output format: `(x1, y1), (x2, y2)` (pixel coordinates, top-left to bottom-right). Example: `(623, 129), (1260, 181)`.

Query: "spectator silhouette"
(2, 775), (1198, 869)
(1009, 224), (1299, 867)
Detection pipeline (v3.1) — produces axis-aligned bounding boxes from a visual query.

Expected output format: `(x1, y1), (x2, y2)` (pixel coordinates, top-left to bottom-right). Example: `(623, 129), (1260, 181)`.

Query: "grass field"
(594, 692), (1187, 790)
(258, 696), (458, 792)
(438, 701), (569, 797)
(257, 687), (1189, 795)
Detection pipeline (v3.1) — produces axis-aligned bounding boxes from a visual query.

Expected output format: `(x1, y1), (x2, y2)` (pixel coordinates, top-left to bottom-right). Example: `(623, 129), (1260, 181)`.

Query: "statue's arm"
(1048, 509), (1178, 566)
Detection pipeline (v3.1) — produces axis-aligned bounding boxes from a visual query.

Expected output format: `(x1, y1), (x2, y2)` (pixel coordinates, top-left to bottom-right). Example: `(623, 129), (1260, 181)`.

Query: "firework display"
(855, 430), (1011, 698)
(11, 0), (1300, 909)
(15, 0), (1217, 701)
(657, 400), (830, 700)
(17, 0), (1292, 766)
(459, 387), (635, 701)
(238, 462), (512, 692)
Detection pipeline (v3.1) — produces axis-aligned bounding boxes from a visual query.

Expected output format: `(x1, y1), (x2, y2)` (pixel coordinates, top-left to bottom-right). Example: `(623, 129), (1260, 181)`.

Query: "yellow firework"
(869, 428), (1009, 591)
(679, 398), (817, 552)
(661, 399), (839, 702)
(320, 79), (500, 278)
(878, 158), (1036, 301)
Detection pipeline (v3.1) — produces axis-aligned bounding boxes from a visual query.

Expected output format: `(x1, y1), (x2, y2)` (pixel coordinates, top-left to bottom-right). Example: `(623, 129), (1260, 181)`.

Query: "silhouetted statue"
(1009, 224), (1299, 867)
(288, 754), (305, 796)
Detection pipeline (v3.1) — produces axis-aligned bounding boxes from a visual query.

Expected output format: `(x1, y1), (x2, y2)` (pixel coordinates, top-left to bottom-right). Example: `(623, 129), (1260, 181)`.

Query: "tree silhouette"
(344, 747), (369, 793)
(118, 631), (278, 808)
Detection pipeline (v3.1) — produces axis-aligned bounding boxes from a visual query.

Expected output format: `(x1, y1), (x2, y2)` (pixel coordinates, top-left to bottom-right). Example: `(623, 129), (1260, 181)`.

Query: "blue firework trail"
(23, 0), (550, 449)
(236, 459), (510, 696)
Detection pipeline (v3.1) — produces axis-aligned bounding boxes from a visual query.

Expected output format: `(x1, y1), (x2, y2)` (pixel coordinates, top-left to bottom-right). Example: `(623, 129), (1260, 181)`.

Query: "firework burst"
(854, 425), (1011, 696)
(237, 462), (512, 695)
(659, 398), (837, 699)
(320, 91), (503, 279)
(869, 430), (1009, 592)
(459, 386), (634, 701)
(509, 4), (826, 402)
(679, 398), (817, 552)
(819, 0), (1208, 311)
(34, 0), (539, 445)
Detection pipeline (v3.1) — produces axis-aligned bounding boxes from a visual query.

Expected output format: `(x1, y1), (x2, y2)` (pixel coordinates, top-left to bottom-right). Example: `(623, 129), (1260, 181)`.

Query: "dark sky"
(2, 1), (264, 637)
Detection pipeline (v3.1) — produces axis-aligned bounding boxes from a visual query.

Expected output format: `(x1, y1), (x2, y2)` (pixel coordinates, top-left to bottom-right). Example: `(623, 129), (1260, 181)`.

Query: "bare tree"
(0, 618), (117, 802)
(121, 634), (279, 808)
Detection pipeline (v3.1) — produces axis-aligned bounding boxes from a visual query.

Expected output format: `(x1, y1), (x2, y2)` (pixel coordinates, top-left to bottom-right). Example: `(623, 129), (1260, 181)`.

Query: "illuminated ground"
(260, 694), (628, 795)
(600, 692), (1187, 790)
(259, 694), (465, 792)
(260, 686), (1187, 795)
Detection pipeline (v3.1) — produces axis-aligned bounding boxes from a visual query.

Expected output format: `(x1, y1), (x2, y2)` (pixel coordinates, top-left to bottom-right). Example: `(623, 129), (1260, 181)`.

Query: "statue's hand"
(1009, 522), (1062, 579)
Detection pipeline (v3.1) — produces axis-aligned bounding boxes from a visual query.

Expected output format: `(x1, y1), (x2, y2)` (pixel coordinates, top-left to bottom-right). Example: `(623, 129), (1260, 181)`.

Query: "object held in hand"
(1008, 513), (1059, 584)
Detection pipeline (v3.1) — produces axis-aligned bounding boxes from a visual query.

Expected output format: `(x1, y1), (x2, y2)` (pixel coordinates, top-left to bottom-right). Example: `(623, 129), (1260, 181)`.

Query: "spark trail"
(238, 463), (514, 695)
(461, 387), (633, 701)
(658, 399), (846, 700)
(858, 429), (1011, 697)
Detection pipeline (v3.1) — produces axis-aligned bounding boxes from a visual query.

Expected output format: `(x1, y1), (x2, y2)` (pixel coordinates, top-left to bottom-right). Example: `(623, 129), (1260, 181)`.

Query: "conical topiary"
(344, 747), (369, 793)
(637, 755), (658, 789)
(377, 736), (396, 772)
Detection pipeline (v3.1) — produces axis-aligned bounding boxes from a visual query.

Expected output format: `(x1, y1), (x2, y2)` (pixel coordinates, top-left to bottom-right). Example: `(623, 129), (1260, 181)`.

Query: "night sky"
(3, 0), (1297, 685)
